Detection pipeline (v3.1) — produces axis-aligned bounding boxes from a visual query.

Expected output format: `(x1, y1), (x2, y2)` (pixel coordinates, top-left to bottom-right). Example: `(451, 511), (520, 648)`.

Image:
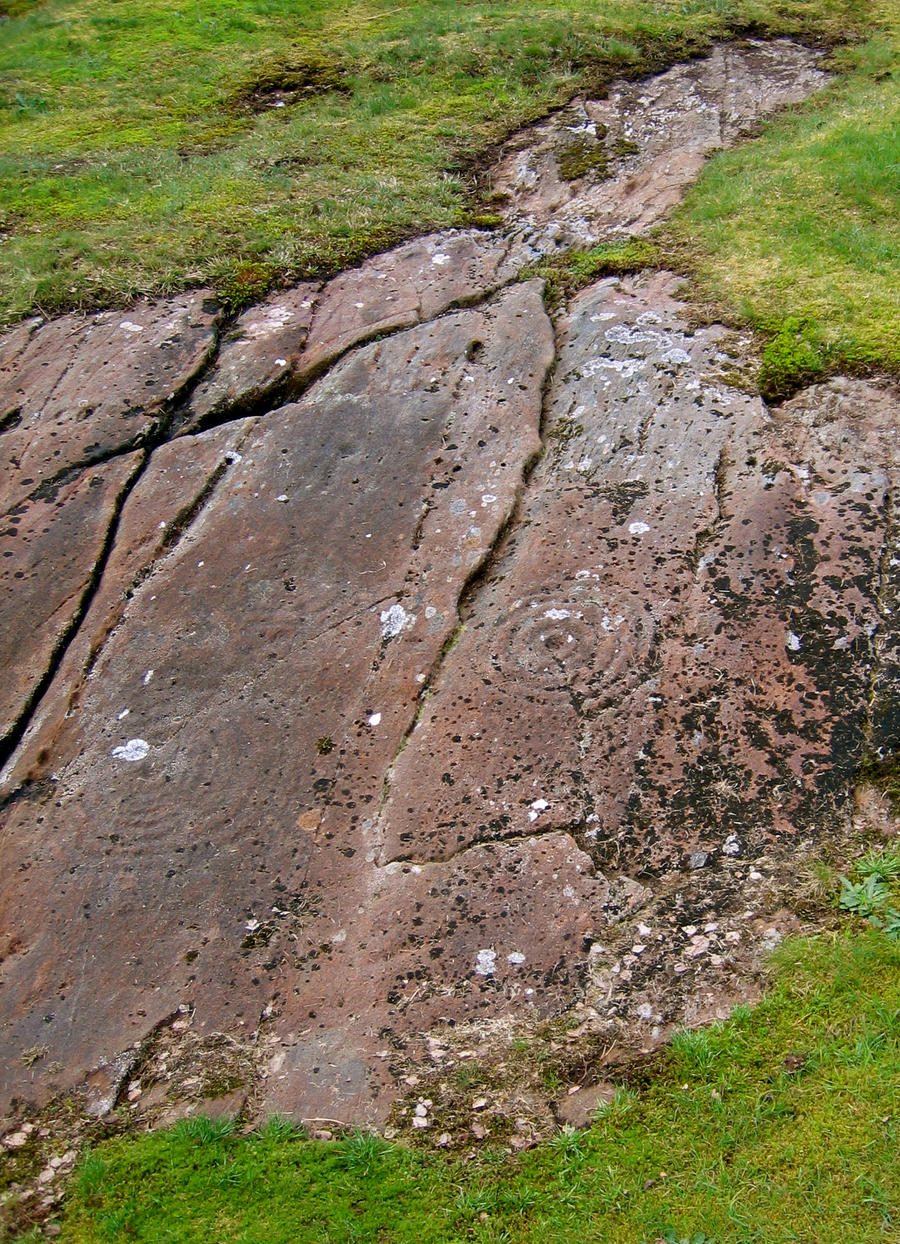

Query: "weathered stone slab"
(265, 833), (607, 1123)
(0, 292), (218, 514)
(0, 452), (143, 756)
(2, 421), (257, 789)
(180, 231), (525, 436)
(491, 40), (828, 252)
(378, 274), (896, 877)
(184, 286), (319, 431)
(0, 282), (554, 1118)
(296, 229), (522, 381)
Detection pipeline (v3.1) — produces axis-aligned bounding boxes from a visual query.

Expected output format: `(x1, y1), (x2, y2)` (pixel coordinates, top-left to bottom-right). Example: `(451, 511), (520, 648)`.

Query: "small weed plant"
(840, 845), (900, 940)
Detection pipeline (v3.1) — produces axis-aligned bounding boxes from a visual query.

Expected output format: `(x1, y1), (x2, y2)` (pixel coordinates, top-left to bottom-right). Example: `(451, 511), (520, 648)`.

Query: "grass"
(667, 12), (900, 395)
(0, 0), (891, 337)
(47, 921), (900, 1243)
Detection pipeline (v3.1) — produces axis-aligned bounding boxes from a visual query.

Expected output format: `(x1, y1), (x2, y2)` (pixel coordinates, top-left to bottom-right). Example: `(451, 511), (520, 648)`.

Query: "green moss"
(758, 316), (828, 401)
(215, 261), (277, 315)
(556, 132), (610, 181)
(525, 237), (662, 309)
(611, 136), (640, 156)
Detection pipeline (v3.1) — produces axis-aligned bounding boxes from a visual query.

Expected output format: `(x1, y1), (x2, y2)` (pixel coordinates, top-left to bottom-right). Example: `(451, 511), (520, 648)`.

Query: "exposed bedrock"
(380, 276), (898, 877)
(1, 39), (896, 1130)
(490, 40), (828, 252)
(0, 283), (555, 1119)
(0, 293), (219, 514)
(181, 230), (526, 434)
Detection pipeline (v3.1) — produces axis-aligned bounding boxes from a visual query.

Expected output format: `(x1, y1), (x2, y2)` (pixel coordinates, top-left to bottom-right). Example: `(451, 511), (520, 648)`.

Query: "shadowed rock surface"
(0, 40), (897, 1133)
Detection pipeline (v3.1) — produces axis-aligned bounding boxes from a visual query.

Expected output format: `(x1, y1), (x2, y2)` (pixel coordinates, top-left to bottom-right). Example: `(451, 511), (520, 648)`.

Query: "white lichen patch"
(380, 603), (416, 639)
(475, 949), (497, 976)
(659, 347), (691, 367)
(111, 738), (150, 762)
(528, 797), (550, 823)
(628, 521), (651, 535)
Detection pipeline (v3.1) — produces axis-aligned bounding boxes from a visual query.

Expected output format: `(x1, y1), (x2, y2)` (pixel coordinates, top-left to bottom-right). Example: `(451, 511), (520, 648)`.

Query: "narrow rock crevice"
(686, 441), (731, 575)
(1, 420), (257, 786)
(381, 820), (586, 870)
(0, 450), (148, 770)
(370, 309), (560, 854)
(173, 264), (529, 445)
(81, 430), (258, 686)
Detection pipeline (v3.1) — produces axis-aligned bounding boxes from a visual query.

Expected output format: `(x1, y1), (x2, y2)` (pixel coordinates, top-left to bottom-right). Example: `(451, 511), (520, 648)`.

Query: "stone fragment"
(490, 41), (828, 252)
(184, 285), (319, 431)
(555, 1082), (616, 1127)
(0, 292), (218, 513)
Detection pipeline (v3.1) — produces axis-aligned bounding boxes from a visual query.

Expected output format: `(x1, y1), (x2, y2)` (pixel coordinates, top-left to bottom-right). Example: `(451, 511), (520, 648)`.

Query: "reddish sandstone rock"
(0, 282), (554, 1119)
(1, 44), (895, 1134)
(181, 231), (523, 435)
(184, 286), (319, 431)
(3, 421), (256, 785)
(295, 229), (523, 382)
(378, 275), (896, 876)
(0, 453), (143, 754)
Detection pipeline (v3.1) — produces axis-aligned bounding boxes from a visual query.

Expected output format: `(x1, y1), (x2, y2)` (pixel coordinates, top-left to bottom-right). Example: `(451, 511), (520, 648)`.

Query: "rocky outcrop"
(490, 40), (828, 252)
(1, 39), (897, 1134)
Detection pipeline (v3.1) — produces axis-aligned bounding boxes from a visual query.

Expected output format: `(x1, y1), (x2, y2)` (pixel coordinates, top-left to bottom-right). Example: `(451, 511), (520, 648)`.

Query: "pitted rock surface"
(182, 230), (525, 436)
(379, 276), (897, 876)
(490, 40), (828, 252)
(295, 229), (526, 382)
(0, 282), (554, 1118)
(185, 286), (320, 431)
(1, 42), (896, 1133)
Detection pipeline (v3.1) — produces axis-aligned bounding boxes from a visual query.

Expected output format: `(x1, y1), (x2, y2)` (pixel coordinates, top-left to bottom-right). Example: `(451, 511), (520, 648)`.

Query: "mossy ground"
(0, 0), (893, 347)
(43, 919), (900, 1244)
